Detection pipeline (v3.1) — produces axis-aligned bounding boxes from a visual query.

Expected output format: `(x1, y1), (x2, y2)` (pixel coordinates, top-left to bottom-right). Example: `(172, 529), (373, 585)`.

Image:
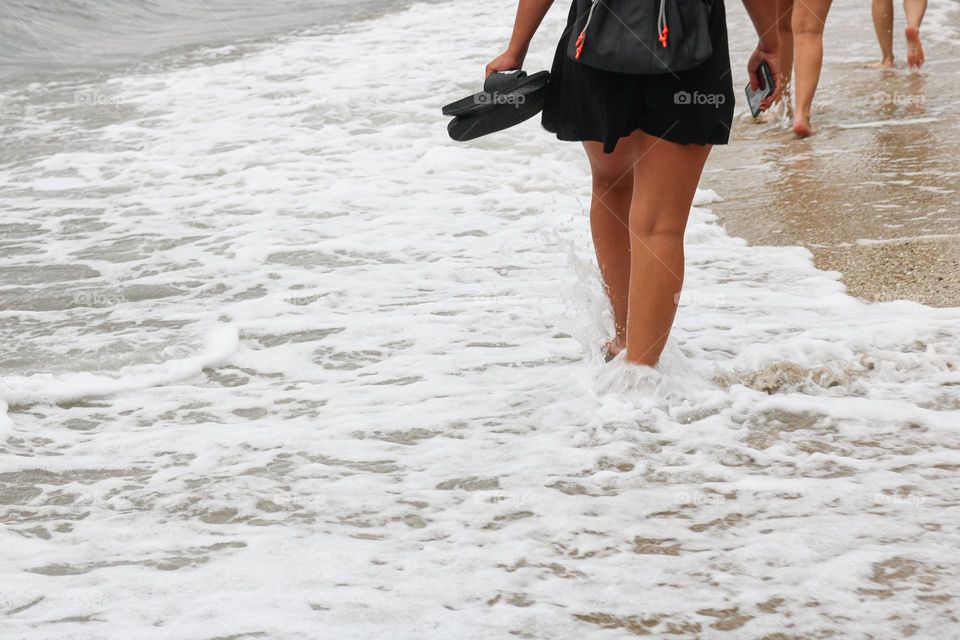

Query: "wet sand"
(708, 2), (960, 306)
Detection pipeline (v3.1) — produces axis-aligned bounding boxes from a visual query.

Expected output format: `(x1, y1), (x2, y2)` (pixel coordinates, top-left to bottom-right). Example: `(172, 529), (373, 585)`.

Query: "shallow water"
(1, 0), (960, 638)
(712, 0), (960, 306)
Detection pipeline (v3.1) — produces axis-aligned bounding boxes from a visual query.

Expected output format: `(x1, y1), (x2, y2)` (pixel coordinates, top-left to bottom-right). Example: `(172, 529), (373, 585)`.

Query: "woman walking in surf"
(485, 0), (781, 366)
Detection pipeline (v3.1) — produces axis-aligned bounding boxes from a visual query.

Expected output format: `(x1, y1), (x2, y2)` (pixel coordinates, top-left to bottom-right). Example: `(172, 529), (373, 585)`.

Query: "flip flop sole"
(445, 79), (549, 142)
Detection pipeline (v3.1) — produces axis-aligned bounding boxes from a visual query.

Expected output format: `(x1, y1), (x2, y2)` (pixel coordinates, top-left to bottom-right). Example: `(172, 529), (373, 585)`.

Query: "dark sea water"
(0, 0), (421, 88)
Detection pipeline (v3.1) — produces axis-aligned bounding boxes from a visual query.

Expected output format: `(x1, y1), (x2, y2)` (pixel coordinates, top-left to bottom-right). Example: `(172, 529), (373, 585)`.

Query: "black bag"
(566, 0), (714, 75)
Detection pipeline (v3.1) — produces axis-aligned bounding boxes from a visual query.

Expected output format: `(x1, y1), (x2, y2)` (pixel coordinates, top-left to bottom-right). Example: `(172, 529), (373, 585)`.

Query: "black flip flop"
(442, 70), (550, 142)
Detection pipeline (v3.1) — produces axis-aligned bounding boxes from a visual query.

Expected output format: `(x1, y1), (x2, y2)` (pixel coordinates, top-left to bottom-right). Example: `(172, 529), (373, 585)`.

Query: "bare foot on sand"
(793, 113), (814, 138)
(905, 27), (925, 69)
(868, 58), (895, 69)
(603, 339), (625, 363)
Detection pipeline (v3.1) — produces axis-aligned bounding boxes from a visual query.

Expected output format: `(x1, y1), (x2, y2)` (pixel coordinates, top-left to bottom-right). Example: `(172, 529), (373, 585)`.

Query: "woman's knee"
(585, 142), (635, 196)
(592, 168), (633, 196)
(792, 3), (830, 35)
(793, 21), (825, 37)
(629, 208), (688, 238)
(590, 152), (633, 193)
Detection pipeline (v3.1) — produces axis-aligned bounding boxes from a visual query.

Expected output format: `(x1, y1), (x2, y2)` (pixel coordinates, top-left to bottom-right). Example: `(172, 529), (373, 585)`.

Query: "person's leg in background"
(791, 0), (833, 137)
(776, 0), (795, 113)
(871, 0), (896, 68)
(903, 0), (927, 68)
(582, 139), (636, 361)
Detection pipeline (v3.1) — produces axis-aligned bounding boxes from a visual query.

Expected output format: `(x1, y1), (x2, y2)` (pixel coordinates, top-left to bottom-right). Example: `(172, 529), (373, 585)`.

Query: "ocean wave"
(0, 0), (419, 86)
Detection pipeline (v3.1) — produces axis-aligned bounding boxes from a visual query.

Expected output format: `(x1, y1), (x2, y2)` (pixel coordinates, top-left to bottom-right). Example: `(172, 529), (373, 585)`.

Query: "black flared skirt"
(541, 0), (736, 153)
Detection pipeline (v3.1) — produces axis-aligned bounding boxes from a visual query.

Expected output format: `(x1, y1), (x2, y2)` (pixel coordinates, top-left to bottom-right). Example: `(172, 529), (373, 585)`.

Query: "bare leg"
(777, 0), (795, 109)
(903, 0), (927, 68)
(623, 131), (711, 367)
(871, 0), (895, 68)
(792, 0), (833, 137)
(582, 139), (636, 360)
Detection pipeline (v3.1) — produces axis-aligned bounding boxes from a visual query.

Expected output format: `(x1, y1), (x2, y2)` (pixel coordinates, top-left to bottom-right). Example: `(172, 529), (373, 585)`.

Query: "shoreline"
(708, 1), (960, 308)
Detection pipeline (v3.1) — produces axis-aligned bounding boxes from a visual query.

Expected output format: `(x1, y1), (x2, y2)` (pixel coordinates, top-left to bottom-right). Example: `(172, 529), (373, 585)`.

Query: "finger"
(761, 94), (775, 109)
(761, 87), (776, 109)
(748, 68), (759, 92)
(771, 72), (783, 103)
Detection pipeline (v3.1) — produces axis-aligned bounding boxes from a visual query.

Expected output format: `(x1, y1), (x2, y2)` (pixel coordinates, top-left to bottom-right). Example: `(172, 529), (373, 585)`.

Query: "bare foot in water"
(868, 58), (895, 69)
(603, 339), (625, 363)
(793, 113), (814, 138)
(905, 27), (925, 69)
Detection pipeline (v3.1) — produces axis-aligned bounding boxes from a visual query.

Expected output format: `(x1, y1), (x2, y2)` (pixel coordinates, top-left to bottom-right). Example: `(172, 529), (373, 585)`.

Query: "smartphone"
(745, 61), (775, 118)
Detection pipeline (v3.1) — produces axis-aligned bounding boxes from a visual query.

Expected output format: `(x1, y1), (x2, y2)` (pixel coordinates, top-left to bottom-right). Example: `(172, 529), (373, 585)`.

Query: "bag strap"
(657, 0), (669, 47)
(577, 0), (683, 59)
(574, 0), (601, 60)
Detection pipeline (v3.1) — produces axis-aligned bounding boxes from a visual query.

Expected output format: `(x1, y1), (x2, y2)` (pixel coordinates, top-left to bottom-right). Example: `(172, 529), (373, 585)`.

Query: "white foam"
(853, 233), (960, 245)
(0, 325), (239, 410)
(837, 116), (940, 129)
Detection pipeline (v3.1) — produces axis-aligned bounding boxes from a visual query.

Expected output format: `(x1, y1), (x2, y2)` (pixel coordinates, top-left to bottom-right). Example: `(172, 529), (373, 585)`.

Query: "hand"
(747, 46), (782, 112)
(485, 49), (526, 79)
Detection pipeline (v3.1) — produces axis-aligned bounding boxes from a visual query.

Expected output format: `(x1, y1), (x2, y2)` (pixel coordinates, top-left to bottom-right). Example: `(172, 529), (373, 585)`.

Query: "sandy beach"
(711, 1), (960, 307)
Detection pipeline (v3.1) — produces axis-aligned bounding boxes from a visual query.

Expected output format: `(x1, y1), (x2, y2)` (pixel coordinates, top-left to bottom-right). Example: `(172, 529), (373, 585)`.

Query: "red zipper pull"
(657, 0), (669, 48)
(576, 1), (600, 60)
